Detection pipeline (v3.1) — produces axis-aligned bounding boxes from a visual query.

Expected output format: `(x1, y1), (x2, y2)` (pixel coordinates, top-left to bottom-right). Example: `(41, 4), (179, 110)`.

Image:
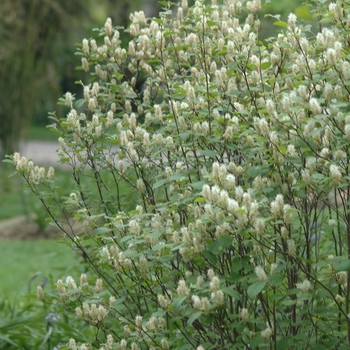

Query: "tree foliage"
(8, 0), (350, 349)
(0, 0), (146, 159)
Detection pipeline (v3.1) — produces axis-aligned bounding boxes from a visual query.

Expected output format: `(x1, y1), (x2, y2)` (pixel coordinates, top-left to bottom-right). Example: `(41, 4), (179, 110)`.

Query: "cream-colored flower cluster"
(12, 152), (55, 183)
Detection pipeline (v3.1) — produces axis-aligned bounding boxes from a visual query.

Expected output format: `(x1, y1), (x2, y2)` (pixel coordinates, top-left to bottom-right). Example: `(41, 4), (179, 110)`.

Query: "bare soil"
(0, 215), (61, 240)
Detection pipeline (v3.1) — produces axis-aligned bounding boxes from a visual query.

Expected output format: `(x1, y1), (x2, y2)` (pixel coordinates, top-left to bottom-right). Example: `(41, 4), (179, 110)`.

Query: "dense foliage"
(8, 0), (350, 348)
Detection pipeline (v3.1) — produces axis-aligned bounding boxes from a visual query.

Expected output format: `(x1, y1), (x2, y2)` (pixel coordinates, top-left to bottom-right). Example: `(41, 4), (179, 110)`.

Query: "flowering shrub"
(7, 0), (350, 348)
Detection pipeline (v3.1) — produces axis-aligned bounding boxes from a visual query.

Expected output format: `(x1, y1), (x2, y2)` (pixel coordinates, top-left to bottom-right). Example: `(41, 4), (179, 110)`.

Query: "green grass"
(28, 124), (59, 142)
(0, 239), (85, 302)
(0, 166), (35, 221)
(0, 165), (73, 221)
(0, 239), (94, 348)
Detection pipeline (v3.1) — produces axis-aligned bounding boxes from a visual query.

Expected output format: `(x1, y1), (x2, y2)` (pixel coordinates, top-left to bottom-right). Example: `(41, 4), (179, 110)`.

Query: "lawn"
(0, 165), (72, 221)
(28, 125), (59, 142)
(0, 166), (29, 221)
(0, 239), (85, 302)
(0, 164), (84, 303)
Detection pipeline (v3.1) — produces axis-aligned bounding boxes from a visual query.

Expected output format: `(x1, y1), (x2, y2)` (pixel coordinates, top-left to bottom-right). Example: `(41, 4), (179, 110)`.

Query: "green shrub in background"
(7, 0), (350, 348)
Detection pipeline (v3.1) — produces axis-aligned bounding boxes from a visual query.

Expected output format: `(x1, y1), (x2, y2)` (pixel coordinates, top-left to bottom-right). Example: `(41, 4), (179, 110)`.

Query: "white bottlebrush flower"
(287, 239), (296, 257)
(326, 48), (337, 65)
(296, 279), (311, 293)
(336, 271), (347, 286)
(47, 166), (55, 180)
(95, 278), (103, 293)
(68, 338), (77, 350)
(270, 194), (284, 217)
(209, 276), (221, 292)
(211, 290), (224, 306)
(309, 98), (322, 115)
(192, 295), (202, 310)
(82, 38), (89, 55)
(104, 17), (113, 36)
(287, 13), (297, 29)
(158, 294), (171, 308)
(330, 164), (342, 186)
(261, 324), (273, 339)
(254, 218), (265, 236)
(75, 306), (83, 320)
(135, 315), (143, 329)
(66, 276), (77, 290)
(240, 308), (250, 322)
(81, 57), (89, 72)
(287, 144), (297, 157)
(335, 294), (345, 303)
(120, 339), (127, 350)
(255, 266), (268, 282)
(36, 285), (44, 301)
(177, 280), (190, 297)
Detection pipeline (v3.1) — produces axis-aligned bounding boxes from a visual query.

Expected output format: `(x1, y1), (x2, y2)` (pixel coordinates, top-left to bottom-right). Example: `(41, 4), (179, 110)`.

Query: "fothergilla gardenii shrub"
(7, 0), (350, 348)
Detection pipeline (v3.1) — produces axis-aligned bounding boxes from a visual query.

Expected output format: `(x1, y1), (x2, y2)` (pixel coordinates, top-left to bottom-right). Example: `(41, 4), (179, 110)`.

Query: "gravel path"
(19, 140), (61, 167)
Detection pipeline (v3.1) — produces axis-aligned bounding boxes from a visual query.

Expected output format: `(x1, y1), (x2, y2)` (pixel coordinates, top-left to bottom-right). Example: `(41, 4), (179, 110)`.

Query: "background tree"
(0, 0), (149, 160)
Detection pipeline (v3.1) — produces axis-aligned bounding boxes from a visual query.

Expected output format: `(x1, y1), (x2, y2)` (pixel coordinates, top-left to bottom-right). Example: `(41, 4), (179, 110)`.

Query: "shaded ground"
(0, 215), (61, 240)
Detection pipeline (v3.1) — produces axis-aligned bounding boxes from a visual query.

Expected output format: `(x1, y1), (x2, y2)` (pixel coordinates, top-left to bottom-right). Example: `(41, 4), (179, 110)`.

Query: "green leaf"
(228, 271), (243, 283)
(2, 159), (14, 164)
(153, 178), (168, 189)
(194, 197), (206, 203)
(261, 61), (271, 70)
(187, 311), (202, 326)
(123, 250), (139, 258)
(219, 236), (232, 249)
(247, 166), (270, 177)
(191, 181), (206, 190)
(221, 286), (241, 300)
(250, 335), (263, 347)
(295, 5), (312, 21)
(310, 345), (327, 350)
(247, 167), (259, 177)
(277, 337), (291, 349)
(74, 98), (85, 109)
(269, 274), (283, 287)
(126, 92), (137, 98)
(203, 250), (217, 264)
(334, 259), (350, 271)
(201, 150), (217, 158)
(273, 20), (288, 28)
(93, 227), (111, 235)
(247, 281), (266, 298)
(152, 309), (166, 317)
(209, 241), (222, 255)
(152, 243), (166, 251)
(172, 296), (187, 312)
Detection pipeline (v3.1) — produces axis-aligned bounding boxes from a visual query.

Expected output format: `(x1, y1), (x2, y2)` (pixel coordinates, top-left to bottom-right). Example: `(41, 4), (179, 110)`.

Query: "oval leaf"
(273, 20), (288, 28)
(93, 227), (111, 235)
(295, 5), (312, 21)
(334, 259), (350, 271)
(221, 286), (241, 300)
(247, 281), (266, 298)
(187, 311), (202, 326)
